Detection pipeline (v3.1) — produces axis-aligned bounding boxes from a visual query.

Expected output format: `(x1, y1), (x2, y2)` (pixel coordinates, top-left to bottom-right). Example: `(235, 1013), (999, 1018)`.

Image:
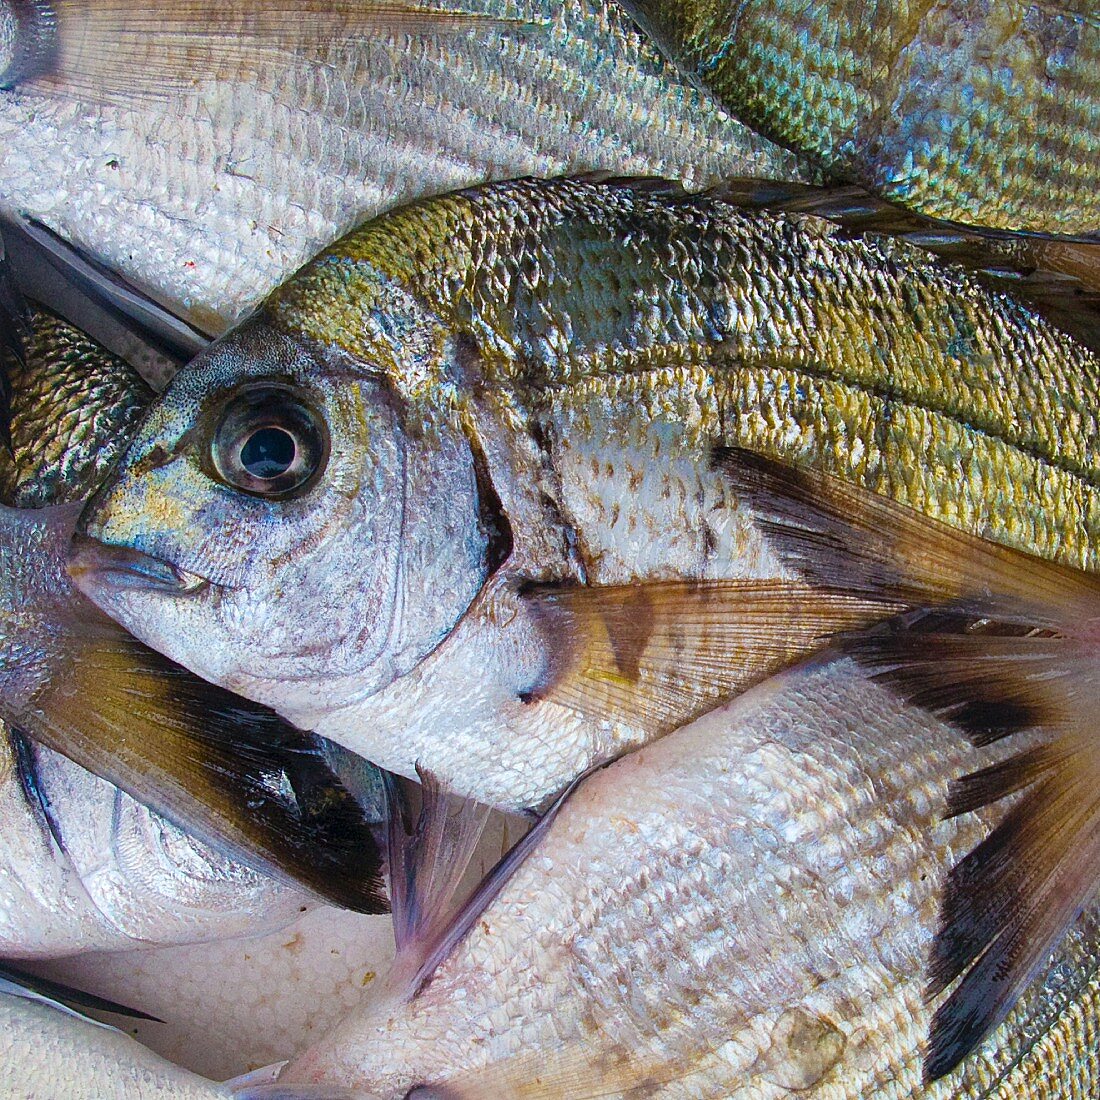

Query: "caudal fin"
(717, 445), (1100, 1078)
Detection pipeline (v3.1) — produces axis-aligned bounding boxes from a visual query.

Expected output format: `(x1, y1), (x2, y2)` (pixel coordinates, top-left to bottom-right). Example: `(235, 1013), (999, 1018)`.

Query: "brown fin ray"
(715, 446), (1100, 1078)
(2, 0), (541, 104)
(522, 578), (903, 735)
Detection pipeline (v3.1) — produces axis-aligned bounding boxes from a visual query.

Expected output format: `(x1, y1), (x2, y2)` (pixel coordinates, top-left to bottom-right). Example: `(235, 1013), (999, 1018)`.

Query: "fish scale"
(0, 0), (804, 329)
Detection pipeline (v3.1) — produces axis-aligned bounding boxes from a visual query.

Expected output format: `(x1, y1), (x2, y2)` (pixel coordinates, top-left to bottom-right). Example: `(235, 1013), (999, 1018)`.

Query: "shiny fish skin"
(0, 0), (804, 329)
(625, 0), (1100, 237)
(280, 661), (1100, 1098)
(0, 302), (153, 508)
(76, 177), (1100, 811)
(0, 994), (235, 1099)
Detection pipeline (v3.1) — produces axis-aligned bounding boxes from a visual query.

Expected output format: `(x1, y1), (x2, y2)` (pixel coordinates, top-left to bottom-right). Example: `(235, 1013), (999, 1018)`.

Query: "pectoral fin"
(715, 446), (1100, 1078)
(522, 578), (903, 734)
(2, 0), (541, 104)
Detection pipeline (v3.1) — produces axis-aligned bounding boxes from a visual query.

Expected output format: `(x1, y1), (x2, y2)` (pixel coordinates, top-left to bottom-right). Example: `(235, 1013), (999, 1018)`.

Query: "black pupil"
(240, 427), (296, 479)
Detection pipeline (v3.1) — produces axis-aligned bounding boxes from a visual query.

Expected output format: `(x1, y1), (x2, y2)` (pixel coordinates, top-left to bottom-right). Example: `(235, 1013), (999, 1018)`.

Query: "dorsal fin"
(715, 445), (1100, 1079)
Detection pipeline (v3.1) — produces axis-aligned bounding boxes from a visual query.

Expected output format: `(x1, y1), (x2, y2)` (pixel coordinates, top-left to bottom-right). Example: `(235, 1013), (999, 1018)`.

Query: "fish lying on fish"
(275, 597), (1100, 1095)
(624, 0), (1100, 238)
(0, 239), (388, 949)
(0, 0), (804, 330)
(271, 454), (1100, 1091)
(72, 176), (1100, 815)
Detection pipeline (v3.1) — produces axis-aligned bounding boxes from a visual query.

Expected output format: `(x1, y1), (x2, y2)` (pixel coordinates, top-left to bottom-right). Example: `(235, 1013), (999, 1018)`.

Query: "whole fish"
(0, 0), (804, 330)
(71, 176), (1100, 1073)
(0, 248), (389, 947)
(277, 651), (1100, 1097)
(72, 176), (1100, 811)
(624, 0), (1100, 238)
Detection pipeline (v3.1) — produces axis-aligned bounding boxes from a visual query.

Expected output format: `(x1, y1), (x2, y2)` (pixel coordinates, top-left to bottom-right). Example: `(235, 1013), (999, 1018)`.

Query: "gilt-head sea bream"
(73, 177), (1100, 812)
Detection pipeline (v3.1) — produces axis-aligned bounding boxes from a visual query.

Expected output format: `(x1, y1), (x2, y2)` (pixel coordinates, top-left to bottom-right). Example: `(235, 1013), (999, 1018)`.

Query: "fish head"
(71, 318), (498, 721)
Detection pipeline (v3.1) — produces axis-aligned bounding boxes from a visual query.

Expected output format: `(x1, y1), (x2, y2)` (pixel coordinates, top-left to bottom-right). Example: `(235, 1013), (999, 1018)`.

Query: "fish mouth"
(68, 535), (212, 596)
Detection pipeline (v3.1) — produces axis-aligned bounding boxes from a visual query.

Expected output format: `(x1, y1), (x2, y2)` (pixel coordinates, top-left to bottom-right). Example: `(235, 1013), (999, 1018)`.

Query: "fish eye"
(210, 385), (329, 498)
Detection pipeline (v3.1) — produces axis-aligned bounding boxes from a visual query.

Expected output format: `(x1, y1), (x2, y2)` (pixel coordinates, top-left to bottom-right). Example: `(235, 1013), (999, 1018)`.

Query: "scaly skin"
(0, 0), (804, 330)
(281, 662), (1100, 1097)
(626, 0), (1100, 237)
(77, 178), (1100, 810)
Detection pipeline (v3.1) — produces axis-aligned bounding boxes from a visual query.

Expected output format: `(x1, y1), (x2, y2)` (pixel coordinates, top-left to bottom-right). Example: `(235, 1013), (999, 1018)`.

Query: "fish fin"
(3, 216), (210, 363)
(4, 0), (542, 104)
(712, 445), (1100, 624)
(707, 179), (1100, 352)
(0, 963), (161, 1024)
(713, 447), (1100, 1078)
(836, 618), (1100, 1081)
(521, 578), (903, 735)
(386, 766), (583, 1000)
(8, 724), (66, 852)
(20, 521), (386, 911)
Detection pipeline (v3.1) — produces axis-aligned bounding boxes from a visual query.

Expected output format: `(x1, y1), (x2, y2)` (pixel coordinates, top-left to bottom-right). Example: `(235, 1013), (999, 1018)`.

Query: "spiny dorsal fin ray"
(2, 0), (543, 105)
(715, 446), (1100, 1079)
(521, 578), (904, 734)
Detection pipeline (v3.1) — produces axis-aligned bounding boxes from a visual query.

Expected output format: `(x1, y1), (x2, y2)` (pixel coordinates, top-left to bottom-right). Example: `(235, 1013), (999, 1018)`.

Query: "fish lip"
(68, 535), (212, 596)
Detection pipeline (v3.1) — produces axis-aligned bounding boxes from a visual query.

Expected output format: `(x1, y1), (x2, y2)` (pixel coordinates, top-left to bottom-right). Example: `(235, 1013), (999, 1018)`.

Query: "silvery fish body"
(626, 0), (1100, 237)
(0, 0), (803, 330)
(76, 177), (1100, 811)
(279, 660), (1100, 1098)
(0, 993), (235, 1099)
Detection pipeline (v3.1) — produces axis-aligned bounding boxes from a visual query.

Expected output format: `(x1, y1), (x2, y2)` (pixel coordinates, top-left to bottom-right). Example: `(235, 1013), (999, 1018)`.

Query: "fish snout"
(68, 534), (209, 596)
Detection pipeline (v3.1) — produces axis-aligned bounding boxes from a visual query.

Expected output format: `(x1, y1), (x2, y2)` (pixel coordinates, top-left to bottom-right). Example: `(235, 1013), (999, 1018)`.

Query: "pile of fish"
(0, 1), (1098, 1097)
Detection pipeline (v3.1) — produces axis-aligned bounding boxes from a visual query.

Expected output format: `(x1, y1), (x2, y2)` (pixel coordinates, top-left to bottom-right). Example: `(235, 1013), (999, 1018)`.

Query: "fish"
(274, 642), (1100, 1096)
(72, 176), (1100, 815)
(0, 968), (360, 1098)
(0, 0), (805, 332)
(0, 236), (389, 945)
(622, 0), (1100, 239)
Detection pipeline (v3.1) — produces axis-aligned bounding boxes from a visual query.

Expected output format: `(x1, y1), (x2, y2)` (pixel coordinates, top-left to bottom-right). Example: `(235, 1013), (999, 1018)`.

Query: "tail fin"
(717, 446), (1100, 1078)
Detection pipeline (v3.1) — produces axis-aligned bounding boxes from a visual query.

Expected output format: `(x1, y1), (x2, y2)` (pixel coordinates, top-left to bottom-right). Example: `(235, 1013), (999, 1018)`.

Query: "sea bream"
(0, 0), (804, 330)
(70, 176), (1100, 1074)
(624, 0), (1100, 238)
(272, 462), (1100, 1093)
(0, 239), (388, 957)
(72, 176), (1100, 811)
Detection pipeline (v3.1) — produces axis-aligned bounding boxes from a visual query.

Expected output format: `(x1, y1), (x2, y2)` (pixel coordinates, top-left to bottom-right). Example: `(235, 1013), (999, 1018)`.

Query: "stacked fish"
(0, 2), (1098, 1097)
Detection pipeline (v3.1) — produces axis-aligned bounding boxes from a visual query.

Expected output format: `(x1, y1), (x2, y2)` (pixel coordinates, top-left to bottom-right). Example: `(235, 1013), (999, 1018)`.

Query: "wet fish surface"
(276, 656), (1100, 1098)
(0, 251), (388, 956)
(0, 0), (804, 329)
(624, 0), (1100, 237)
(74, 176), (1100, 812)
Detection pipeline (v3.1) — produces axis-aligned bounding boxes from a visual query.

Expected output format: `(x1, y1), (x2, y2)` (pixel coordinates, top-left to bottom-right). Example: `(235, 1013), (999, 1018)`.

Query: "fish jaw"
(71, 319), (498, 724)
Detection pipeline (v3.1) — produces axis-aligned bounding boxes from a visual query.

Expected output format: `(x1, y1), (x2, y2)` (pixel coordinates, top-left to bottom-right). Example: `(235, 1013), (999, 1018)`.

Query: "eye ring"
(209, 384), (329, 498)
